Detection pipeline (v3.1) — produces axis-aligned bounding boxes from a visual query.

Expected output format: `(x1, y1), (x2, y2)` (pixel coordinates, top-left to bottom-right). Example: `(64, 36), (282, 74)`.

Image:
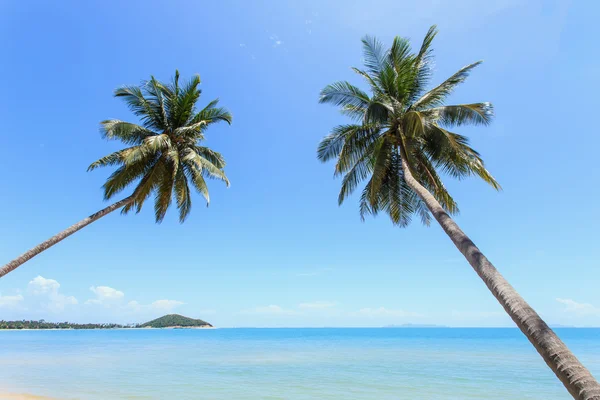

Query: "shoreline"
(0, 326), (215, 331)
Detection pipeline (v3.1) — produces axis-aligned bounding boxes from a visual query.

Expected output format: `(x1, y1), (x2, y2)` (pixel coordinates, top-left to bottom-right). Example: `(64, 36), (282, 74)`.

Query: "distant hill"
(139, 314), (213, 328)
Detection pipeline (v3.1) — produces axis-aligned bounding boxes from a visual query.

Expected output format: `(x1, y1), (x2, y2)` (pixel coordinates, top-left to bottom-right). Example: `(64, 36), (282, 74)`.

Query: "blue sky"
(1, 0), (599, 327)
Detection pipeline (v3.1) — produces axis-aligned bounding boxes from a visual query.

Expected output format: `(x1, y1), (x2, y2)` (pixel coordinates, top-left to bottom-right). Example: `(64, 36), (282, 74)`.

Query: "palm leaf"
(100, 120), (154, 145)
(411, 61), (482, 110)
(423, 103), (494, 127)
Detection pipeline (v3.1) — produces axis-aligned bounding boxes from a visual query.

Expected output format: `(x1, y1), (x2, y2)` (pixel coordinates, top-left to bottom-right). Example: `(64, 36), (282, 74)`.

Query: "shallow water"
(1, 328), (599, 399)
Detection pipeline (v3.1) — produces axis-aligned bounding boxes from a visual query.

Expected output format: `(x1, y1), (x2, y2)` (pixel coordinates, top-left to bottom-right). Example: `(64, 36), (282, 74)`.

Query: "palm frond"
(174, 166), (192, 223)
(88, 147), (135, 171)
(114, 85), (165, 130)
(173, 74), (201, 126)
(351, 67), (381, 94)
(184, 162), (210, 205)
(122, 157), (166, 215)
(153, 154), (178, 223)
(102, 152), (159, 200)
(194, 146), (227, 169)
(411, 61), (482, 110)
(389, 35), (419, 101)
(423, 103), (494, 127)
(319, 81), (371, 109)
(403, 111), (426, 138)
(334, 125), (382, 174)
(424, 125), (500, 190)
(190, 99), (232, 127)
(182, 149), (229, 186)
(174, 122), (207, 139)
(146, 76), (170, 129)
(337, 138), (384, 205)
(408, 25), (438, 102)
(361, 35), (389, 76)
(100, 120), (155, 145)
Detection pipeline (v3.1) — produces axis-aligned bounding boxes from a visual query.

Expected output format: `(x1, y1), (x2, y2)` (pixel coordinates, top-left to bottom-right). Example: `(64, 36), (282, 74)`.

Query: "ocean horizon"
(2, 327), (599, 399)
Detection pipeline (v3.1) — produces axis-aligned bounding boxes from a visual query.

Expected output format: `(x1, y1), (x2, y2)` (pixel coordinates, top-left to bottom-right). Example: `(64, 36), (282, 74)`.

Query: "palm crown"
(318, 25), (500, 227)
(88, 71), (231, 223)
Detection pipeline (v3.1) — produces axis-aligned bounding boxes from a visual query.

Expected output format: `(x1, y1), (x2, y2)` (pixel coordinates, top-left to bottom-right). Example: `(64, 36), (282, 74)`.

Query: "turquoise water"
(1, 328), (599, 399)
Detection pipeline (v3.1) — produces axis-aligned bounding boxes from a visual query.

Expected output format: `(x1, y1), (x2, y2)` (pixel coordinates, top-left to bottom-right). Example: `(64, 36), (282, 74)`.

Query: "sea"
(1, 328), (599, 399)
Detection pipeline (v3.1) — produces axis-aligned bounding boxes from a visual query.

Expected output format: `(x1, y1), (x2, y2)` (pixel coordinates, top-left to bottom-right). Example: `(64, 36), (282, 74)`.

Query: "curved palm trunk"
(400, 158), (600, 400)
(0, 196), (133, 279)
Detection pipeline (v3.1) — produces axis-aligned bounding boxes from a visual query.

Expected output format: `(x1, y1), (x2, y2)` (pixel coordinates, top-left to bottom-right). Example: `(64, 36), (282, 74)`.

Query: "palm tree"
(317, 26), (600, 399)
(0, 71), (231, 278)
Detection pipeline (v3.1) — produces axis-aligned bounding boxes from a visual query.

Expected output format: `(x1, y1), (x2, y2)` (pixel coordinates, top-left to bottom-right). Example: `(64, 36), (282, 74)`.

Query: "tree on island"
(0, 314), (212, 329)
(317, 25), (600, 399)
(0, 71), (232, 278)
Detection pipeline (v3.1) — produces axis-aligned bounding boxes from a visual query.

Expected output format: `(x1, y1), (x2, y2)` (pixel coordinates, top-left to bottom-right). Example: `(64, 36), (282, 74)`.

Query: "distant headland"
(0, 314), (213, 330)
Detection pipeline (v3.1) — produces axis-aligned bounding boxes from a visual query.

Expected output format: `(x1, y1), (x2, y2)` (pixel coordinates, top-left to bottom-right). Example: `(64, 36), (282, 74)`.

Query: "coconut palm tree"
(0, 71), (231, 278)
(317, 26), (600, 399)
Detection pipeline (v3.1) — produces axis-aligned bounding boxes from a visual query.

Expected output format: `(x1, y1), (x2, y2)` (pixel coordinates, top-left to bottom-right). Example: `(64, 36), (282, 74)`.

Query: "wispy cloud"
(298, 301), (337, 310)
(556, 298), (600, 316)
(86, 286), (125, 305)
(0, 293), (24, 309)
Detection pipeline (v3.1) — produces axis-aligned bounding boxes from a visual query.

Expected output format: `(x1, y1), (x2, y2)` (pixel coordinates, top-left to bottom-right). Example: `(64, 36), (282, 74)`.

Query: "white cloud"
(0, 293), (24, 308)
(151, 300), (184, 312)
(86, 286), (125, 305)
(353, 307), (421, 318)
(84, 284), (184, 317)
(28, 276), (60, 295)
(27, 276), (77, 313)
(298, 301), (337, 310)
(1, 277), (187, 321)
(557, 298), (600, 316)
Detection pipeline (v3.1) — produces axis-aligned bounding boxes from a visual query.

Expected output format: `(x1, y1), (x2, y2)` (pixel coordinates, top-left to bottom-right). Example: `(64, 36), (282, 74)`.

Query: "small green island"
(0, 314), (212, 330)
(139, 314), (213, 329)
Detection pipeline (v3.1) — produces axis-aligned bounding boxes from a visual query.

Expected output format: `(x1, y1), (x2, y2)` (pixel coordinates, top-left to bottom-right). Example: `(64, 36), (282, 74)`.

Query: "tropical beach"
(1, 0), (599, 399)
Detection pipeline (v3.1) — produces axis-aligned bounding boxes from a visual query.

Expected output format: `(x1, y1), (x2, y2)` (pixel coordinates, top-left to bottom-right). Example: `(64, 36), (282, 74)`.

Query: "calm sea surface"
(1, 328), (599, 399)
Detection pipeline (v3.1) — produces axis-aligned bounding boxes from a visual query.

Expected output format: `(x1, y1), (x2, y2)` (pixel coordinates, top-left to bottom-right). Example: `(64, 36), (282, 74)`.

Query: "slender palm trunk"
(0, 196), (133, 279)
(399, 157), (600, 399)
